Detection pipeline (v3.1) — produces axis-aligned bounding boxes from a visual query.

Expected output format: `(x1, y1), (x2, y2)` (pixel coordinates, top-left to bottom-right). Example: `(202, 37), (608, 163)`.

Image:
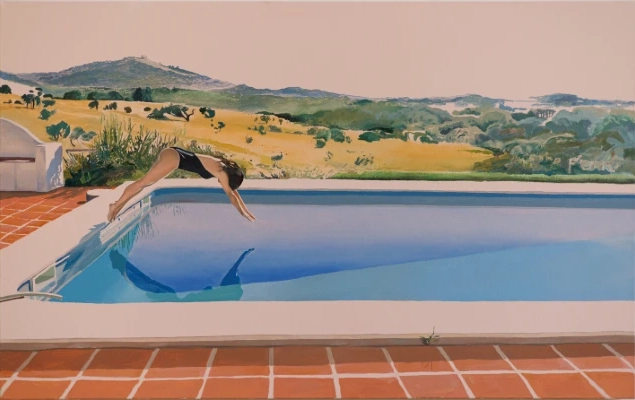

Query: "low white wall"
(0, 118), (64, 192)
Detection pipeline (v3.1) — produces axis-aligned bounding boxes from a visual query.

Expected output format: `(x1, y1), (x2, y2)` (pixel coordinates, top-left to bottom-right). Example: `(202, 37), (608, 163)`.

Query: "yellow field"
(0, 94), (492, 177)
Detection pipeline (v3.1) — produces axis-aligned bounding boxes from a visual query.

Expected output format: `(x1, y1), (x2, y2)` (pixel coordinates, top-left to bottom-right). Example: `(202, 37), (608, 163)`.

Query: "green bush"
(62, 90), (82, 100)
(39, 109), (56, 121)
(268, 125), (282, 133)
(358, 131), (381, 142)
(42, 99), (56, 108)
(124, 106), (132, 113)
(46, 121), (71, 141)
(315, 139), (326, 148)
(144, 106), (152, 112)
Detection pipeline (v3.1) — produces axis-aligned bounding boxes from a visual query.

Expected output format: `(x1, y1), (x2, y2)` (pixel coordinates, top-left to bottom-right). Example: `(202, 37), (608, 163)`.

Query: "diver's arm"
(218, 173), (255, 221)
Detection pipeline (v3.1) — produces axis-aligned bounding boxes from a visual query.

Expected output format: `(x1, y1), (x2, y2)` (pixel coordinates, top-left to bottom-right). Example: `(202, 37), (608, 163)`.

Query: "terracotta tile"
(273, 346), (331, 375)
(201, 377), (269, 398)
(19, 349), (93, 378)
(210, 348), (269, 376)
(1, 234), (26, 244)
(0, 351), (33, 378)
(1, 379), (71, 399)
(38, 213), (63, 222)
(524, 372), (603, 398)
(27, 205), (57, 213)
(442, 346), (511, 371)
(499, 345), (574, 371)
(387, 346), (453, 373)
(66, 379), (138, 399)
(0, 243), (7, 250)
(274, 377), (335, 399)
(145, 347), (212, 378)
(1, 217), (29, 227)
(330, 347), (392, 374)
(13, 226), (39, 235)
(0, 225), (17, 234)
(401, 374), (468, 398)
(84, 349), (154, 377)
(464, 373), (533, 398)
(555, 344), (625, 369)
(27, 220), (49, 228)
(133, 378), (203, 399)
(609, 343), (635, 367)
(339, 378), (407, 399)
(10, 212), (41, 221)
(586, 371), (635, 398)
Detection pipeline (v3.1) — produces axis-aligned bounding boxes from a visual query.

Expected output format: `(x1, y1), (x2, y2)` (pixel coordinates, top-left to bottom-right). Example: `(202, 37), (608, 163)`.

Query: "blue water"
(51, 189), (634, 303)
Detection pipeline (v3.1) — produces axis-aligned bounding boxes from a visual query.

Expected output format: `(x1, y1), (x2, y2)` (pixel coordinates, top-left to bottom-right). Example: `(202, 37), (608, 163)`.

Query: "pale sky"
(1, 1), (634, 100)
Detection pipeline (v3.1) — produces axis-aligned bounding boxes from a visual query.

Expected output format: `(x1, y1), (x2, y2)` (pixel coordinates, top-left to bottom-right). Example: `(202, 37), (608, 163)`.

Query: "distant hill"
(532, 93), (634, 108)
(3, 56), (234, 91)
(224, 84), (351, 99)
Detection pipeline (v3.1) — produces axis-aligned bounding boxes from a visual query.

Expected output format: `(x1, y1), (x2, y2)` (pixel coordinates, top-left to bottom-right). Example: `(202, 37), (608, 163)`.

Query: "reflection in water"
(109, 248), (255, 302)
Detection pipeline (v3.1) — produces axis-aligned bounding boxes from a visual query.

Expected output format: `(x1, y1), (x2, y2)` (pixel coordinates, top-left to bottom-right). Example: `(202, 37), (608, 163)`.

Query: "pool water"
(47, 189), (635, 303)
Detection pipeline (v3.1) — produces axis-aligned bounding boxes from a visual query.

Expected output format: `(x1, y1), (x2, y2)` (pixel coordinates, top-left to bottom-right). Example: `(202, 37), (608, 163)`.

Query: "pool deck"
(0, 180), (634, 399)
(1, 343), (634, 399)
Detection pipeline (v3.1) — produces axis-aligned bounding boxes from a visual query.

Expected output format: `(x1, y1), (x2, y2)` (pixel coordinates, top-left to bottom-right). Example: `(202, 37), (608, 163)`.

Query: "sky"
(1, 1), (634, 100)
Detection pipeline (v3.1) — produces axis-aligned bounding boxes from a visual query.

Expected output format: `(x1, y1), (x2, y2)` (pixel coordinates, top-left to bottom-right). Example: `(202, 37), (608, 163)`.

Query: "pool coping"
(1, 179), (634, 347)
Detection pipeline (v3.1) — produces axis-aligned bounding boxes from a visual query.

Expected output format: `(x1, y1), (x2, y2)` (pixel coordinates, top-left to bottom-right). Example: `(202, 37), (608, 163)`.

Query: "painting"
(0, 1), (633, 399)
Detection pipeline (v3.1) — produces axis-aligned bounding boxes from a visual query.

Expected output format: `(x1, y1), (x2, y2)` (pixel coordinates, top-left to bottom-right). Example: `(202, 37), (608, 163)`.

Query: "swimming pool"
(20, 187), (635, 304)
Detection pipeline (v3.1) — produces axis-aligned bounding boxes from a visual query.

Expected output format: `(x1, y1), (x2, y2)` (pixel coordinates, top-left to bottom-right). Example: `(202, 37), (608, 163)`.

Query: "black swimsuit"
(171, 147), (214, 179)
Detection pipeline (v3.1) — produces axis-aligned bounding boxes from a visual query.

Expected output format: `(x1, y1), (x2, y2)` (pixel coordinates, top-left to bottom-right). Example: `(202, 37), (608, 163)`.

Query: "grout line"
(195, 348), (217, 399)
(437, 346), (475, 399)
(59, 349), (100, 399)
(550, 345), (610, 399)
(0, 351), (37, 397)
(603, 343), (634, 369)
(382, 348), (411, 399)
(268, 347), (274, 399)
(6, 368), (633, 382)
(126, 348), (159, 400)
(326, 347), (341, 399)
(494, 345), (539, 399)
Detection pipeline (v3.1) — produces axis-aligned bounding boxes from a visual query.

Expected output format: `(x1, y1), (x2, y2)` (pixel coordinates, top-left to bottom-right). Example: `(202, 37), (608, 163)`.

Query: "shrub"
(13, 100), (22, 105)
(258, 125), (266, 135)
(124, 106), (132, 113)
(271, 153), (283, 161)
(315, 129), (331, 141)
(62, 90), (82, 100)
(42, 99), (56, 108)
(46, 121), (71, 141)
(104, 102), (118, 110)
(246, 136), (253, 144)
(88, 100), (99, 110)
(315, 139), (326, 148)
(293, 130), (303, 135)
(268, 125), (282, 133)
(42, 93), (53, 99)
(132, 87), (153, 102)
(144, 106), (151, 112)
(330, 128), (347, 143)
(358, 131), (381, 142)
(0, 84), (11, 94)
(39, 109), (56, 121)
(200, 108), (216, 119)
(64, 117), (179, 186)
(69, 127), (97, 147)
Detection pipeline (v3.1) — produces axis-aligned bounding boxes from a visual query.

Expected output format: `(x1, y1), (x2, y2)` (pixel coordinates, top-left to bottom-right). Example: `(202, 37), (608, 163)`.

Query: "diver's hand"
(243, 212), (256, 222)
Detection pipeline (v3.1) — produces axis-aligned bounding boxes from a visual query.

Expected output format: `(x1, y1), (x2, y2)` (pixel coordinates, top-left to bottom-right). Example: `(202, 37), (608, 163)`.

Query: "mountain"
(6, 56), (235, 91)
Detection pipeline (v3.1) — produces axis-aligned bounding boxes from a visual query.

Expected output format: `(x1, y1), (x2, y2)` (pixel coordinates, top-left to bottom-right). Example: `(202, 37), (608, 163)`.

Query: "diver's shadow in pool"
(109, 248), (256, 302)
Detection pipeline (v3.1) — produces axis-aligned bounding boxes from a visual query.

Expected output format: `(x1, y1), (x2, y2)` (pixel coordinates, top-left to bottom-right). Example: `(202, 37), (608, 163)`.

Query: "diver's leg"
(220, 248), (255, 287)
(107, 148), (179, 222)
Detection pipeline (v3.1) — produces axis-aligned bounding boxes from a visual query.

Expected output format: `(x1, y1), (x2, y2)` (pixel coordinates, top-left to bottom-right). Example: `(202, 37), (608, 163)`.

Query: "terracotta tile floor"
(1, 191), (634, 398)
(0, 188), (96, 249)
(0, 344), (632, 399)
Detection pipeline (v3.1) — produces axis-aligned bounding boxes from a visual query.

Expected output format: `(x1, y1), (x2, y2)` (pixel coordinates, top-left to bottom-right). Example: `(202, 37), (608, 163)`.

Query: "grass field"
(333, 171), (635, 184)
(0, 94), (492, 179)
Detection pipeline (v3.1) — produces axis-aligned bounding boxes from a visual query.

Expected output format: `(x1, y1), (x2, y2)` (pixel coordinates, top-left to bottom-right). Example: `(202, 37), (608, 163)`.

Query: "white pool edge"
(1, 179), (634, 344)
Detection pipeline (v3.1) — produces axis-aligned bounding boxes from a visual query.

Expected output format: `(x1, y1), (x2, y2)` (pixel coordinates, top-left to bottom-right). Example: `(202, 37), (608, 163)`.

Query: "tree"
(42, 99), (56, 108)
(258, 125), (266, 135)
(132, 87), (153, 102)
(148, 104), (194, 121)
(107, 91), (124, 100)
(39, 109), (56, 121)
(87, 92), (98, 100)
(69, 127), (97, 147)
(42, 93), (53, 99)
(124, 106), (132, 113)
(62, 90), (82, 100)
(103, 102), (117, 110)
(212, 121), (226, 132)
(0, 84), (11, 94)
(46, 121), (71, 141)
(20, 93), (39, 109)
(201, 108), (215, 119)
(88, 100), (99, 110)
(315, 139), (326, 148)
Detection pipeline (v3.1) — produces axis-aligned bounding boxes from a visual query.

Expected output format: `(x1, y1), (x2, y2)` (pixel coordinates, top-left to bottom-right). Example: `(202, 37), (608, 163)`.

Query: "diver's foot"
(107, 203), (120, 222)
